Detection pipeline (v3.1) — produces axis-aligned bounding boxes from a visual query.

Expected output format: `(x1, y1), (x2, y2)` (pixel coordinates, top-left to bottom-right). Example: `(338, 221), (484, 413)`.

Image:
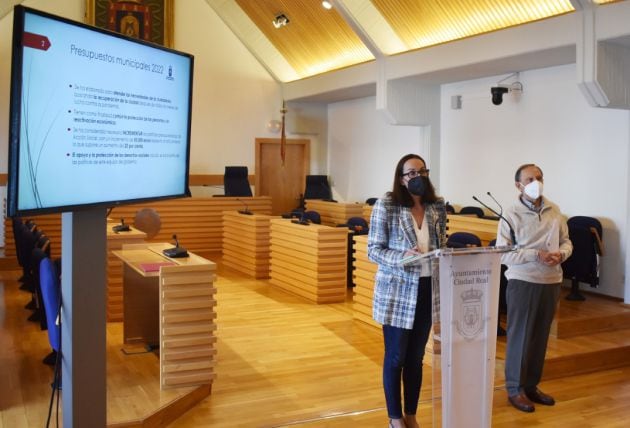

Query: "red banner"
(23, 32), (51, 51)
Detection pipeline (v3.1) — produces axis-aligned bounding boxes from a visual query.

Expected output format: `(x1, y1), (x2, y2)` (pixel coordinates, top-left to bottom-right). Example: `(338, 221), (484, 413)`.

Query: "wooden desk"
(304, 200), (364, 227)
(446, 214), (499, 246)
(2, 196), (273, 259)
(351, 235), (379, 328)
(106, 223), (147, 322)
(113, 243), (217, 389)
(222, 211), (272, 278)
(269, 219), (348, 303)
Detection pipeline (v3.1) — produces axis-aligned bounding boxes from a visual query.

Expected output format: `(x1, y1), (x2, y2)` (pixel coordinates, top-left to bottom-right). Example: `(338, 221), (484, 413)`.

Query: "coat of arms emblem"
(456, 288), (484, 340)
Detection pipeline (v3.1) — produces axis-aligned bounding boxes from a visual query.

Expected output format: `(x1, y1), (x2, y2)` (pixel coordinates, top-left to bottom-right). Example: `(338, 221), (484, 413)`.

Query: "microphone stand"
(237, 198), (252, 215)
(472, 195), (518, 245)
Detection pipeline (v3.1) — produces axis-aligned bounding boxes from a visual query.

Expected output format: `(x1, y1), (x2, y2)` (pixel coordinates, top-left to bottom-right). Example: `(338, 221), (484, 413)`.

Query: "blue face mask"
(407, 176), (428, 197)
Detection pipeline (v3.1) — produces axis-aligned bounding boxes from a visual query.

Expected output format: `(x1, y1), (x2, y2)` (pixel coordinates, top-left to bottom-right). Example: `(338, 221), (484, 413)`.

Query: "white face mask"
(521, 180), (543, 200)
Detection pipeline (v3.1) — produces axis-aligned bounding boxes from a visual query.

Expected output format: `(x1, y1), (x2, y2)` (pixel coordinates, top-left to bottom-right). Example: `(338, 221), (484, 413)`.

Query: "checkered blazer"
(368, 194), (447, 329)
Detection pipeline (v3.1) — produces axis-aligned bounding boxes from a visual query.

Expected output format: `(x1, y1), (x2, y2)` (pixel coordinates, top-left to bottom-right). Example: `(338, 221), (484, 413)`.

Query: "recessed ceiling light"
(322, 1), (333, 10)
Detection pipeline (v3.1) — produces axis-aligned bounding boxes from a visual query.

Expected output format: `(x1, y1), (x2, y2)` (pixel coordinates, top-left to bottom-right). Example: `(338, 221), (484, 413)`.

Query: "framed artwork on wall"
(86, 0), (174, 47)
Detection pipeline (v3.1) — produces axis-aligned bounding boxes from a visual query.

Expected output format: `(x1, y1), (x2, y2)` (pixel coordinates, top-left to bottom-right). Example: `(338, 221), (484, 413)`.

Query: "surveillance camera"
(491, 86), (509, 105)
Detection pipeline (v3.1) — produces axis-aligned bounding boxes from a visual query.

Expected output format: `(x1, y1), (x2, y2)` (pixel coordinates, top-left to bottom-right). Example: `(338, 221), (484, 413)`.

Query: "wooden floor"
(1, 257), (630, 427)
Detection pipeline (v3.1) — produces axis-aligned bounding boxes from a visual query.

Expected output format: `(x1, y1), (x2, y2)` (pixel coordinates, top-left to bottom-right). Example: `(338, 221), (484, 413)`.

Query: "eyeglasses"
(401, 168), (430, 178)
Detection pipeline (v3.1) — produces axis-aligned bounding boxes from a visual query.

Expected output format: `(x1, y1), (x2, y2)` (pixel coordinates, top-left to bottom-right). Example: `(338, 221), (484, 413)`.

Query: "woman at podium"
(368, 154), (447, 428)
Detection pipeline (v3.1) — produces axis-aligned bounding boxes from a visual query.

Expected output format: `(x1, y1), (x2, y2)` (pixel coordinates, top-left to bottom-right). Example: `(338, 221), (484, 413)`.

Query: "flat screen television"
(6, 6), (194, 217)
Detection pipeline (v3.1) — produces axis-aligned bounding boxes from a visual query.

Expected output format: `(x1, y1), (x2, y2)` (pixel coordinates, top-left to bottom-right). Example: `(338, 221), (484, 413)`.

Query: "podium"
(414, 245), (514, 428)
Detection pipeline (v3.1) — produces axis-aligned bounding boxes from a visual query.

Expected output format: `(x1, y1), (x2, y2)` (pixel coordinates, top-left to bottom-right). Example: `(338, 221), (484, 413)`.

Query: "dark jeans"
(382, 277), (433, 418)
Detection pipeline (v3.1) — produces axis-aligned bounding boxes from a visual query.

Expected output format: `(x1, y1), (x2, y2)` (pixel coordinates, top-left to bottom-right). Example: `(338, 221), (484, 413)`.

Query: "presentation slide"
(16, 11), (192, 212)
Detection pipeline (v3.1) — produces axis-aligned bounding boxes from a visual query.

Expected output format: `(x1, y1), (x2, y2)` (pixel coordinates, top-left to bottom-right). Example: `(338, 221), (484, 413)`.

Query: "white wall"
(440, 64), (630, 299)
(327, 96), (426, 203)
(174, 0), (287, 174)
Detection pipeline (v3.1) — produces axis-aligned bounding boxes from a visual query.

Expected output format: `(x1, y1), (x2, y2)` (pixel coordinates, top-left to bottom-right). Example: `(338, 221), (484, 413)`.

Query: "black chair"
(459, 206), (484, 218)
(446, 232), (482, 248)
(445, 203), (456, 214)
(31, 241), (52, 331)
(337, 217), (369, 288)
(16, 221), (37, 291)
(224, 166), (252, 197)
(562, 216), (603, 301)
(304, 175), (332, 200)
(365, 197), (377, 206)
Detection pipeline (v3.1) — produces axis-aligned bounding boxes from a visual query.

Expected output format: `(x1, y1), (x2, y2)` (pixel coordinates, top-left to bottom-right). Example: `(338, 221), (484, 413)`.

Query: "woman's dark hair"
(514, 164), (543, 182)
(389, 153), (438, 207)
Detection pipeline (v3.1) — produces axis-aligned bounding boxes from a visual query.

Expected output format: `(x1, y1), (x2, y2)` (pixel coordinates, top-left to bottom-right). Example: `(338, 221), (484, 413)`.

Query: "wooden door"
(255, 138), (310, 215)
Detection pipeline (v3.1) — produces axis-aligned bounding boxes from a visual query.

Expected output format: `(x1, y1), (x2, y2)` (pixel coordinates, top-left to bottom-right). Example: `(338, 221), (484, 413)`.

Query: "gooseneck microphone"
(163, 233), (189, 258)
(472, 194), (518, 245)
(237, 198), (253, 215)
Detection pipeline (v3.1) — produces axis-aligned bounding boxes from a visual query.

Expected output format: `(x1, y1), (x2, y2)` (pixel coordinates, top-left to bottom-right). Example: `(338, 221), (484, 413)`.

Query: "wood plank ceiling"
(210, 0), (627, 82)
(235, 0), (374, 79)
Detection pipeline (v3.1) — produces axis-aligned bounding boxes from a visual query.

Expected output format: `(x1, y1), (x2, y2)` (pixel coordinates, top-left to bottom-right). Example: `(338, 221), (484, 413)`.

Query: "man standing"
(496, 164), (573, 413)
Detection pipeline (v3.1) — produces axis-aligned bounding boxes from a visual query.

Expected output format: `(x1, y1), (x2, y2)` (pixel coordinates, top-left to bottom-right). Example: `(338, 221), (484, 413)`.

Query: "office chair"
(337, 217), (369, 288)
(338, 217), (369, 235)
(303, 175), (332, 200)
(562, 216), (603, 301)
(31, 242), (52, 332)
(446, 232), (482, 248)
(302, 210), (321, 224)
(459, 206), (484, 218)
(365, 197), (377, 206)
(282, 208), (304, 219)
(17, 221), (37, 292)
(40, 256), (61, 387)
(445, 203), (456, 214)
(224, 166), (253, 197)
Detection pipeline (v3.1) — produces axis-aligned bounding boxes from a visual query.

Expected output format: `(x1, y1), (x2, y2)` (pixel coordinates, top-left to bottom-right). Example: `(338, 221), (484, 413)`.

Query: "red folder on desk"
(139, 261), (176, 272)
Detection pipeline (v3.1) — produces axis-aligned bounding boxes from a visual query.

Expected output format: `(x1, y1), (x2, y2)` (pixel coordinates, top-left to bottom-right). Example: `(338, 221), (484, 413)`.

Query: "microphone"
(163, 233), (189, 258)
(237, 198), (253, 215)
(472, 195), (518, 245)
(112, 218), (130, 233)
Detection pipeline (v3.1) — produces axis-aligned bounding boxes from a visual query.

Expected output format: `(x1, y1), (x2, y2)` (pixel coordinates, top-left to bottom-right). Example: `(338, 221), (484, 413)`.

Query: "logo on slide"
(166, 65), (174, 81)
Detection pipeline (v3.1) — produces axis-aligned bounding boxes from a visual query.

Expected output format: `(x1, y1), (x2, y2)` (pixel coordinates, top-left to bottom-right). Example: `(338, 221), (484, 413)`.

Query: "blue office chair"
(446, 232), (482, 248)
(562, 216), (603, 301)
(224, 166), (252, 197)
(302, 210), (321, 224)
(40, 257), (61, 389)
(344, 217), (369, 235)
